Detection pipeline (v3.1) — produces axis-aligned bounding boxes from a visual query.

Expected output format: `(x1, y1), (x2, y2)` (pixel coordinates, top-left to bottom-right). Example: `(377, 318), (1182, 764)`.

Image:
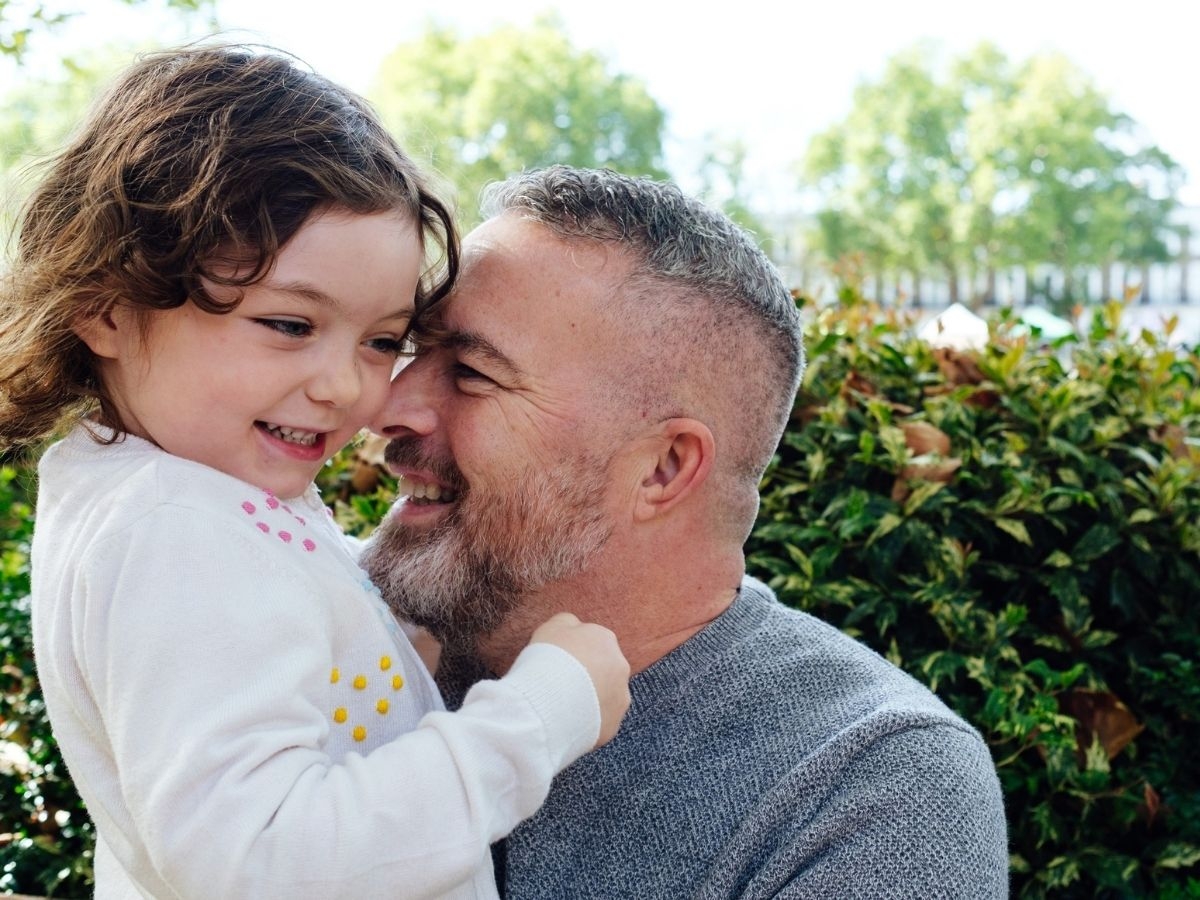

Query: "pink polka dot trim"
(265, 496), (280, 510)
(302, 539), (317, 552)
(241, 501), (256, 515)
(278, 531), (292, 543)
(256, 522), (269, 533)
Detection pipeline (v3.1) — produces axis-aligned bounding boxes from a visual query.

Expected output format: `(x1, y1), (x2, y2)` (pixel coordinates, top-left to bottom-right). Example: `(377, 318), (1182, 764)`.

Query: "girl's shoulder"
(39, 426), (334, 550)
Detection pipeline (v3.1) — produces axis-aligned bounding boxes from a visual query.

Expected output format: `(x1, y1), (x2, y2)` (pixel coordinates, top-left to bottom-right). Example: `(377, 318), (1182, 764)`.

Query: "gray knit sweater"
(440, 576), (1009, 899)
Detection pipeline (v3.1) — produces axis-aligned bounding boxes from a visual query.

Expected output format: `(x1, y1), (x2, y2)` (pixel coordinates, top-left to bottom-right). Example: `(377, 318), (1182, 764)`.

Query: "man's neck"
(475, 550), (745, 676)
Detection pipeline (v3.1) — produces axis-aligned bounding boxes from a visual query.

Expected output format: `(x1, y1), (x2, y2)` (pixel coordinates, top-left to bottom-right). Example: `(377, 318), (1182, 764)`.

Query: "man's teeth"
(264, 423), (319, 447)
(398, 475), (457, 504)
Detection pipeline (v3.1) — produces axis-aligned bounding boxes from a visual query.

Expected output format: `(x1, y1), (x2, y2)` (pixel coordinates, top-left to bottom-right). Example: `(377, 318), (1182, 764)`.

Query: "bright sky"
(8, 0), (1199, 212)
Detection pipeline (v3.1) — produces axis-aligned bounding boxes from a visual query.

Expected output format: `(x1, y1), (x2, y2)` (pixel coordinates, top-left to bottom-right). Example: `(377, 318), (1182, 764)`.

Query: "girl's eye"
(366, 336), (405, 356)
(256, 318), (312, 338)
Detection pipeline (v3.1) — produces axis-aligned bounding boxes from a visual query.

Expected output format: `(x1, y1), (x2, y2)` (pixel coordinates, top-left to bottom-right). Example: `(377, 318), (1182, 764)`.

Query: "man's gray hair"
(480, 166), (805, 542)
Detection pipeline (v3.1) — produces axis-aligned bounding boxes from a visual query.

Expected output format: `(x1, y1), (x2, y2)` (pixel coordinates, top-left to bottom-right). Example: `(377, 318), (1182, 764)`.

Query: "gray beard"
(361, 458), (612, 655)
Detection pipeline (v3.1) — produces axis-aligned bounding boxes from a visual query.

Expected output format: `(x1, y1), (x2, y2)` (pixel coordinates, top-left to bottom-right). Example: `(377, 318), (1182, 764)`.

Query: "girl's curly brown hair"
(0, 42), (458, 449)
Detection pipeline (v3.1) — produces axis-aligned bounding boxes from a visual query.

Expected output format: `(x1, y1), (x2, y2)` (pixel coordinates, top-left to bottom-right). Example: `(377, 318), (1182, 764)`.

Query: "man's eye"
(256, 318), (312, 338)
(452, 362), (491, 384)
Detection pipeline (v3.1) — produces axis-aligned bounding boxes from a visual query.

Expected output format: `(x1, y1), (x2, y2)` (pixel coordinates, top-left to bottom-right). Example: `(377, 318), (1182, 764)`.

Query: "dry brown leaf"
(934, 346), (986, 386)
(1150, 424), (1191, 461)
(346, 433), (390, 495)
(966, 388), (1002, 409)
(1061, 689), (1145, 764)
(840, 370), (878, 401)
(350, 462), (382, 495)
(1138, 782), (1163, 828)
(791, 404), (824, 426)
(891, 458), (963, 502)
(902, 421), (951, 456)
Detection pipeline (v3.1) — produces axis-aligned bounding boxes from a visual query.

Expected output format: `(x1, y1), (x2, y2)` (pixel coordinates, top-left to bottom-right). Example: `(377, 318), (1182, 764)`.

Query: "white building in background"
(766, 205), (1200, 346)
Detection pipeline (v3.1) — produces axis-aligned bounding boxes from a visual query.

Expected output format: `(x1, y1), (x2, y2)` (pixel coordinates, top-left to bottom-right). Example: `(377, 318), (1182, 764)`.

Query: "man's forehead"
(430, 214), (632, 385)
(459, 213), (631, 286)
(457, 212), (536, 273)
(447, 216), (624, 331)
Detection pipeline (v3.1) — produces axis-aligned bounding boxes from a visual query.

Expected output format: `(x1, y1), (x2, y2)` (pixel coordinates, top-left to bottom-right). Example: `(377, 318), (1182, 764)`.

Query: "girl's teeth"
(265, 423), (317, 446)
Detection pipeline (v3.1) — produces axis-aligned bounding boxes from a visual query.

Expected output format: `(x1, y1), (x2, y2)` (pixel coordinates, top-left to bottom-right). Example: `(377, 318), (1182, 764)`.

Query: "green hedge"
(0, 463), (93, 896)
(747, 292), (1200, 897)
(1, 292), (1198, 897)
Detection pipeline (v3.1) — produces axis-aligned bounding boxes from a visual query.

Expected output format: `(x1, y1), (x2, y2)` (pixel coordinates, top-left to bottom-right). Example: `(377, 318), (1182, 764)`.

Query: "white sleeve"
(77, 507), (598, 899)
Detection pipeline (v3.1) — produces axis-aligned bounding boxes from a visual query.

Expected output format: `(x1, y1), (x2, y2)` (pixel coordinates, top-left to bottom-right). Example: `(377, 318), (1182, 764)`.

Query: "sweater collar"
(629, 575), (776, 703)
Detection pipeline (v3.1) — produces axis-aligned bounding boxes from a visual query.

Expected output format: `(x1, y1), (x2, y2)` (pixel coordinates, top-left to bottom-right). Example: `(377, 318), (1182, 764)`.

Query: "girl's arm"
(73, 504), (600, 899)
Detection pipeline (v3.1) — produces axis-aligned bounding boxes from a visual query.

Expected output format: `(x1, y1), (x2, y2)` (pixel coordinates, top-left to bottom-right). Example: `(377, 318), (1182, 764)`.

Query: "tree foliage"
(803, 42), (1184, 308)
(0, 0), (209, 62)
(0, 45), (150, 249)
(694, 133), (774, 248)
(369, 16), (668, 223)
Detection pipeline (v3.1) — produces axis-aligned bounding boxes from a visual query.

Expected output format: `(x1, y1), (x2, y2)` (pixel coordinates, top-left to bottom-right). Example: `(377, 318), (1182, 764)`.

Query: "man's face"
(362, 214), (632, 650)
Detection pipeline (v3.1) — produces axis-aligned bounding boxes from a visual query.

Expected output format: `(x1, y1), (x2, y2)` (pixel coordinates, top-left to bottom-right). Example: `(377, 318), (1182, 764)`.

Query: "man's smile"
(397, 474), (460, 505)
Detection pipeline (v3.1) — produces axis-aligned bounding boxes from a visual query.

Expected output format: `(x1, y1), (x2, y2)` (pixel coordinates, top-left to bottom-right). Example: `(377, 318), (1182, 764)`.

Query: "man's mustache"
(383, 438), (468, 494)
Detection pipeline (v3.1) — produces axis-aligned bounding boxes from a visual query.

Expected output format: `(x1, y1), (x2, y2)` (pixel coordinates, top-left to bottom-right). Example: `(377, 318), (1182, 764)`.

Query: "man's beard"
(360, 437), (613, 654)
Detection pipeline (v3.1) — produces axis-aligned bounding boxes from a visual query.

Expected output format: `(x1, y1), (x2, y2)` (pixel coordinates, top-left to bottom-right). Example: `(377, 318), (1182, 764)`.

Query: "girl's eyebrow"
(269, 281), (345, 311)
(269, 282), (414, 322)
(444, 330), (524, 379)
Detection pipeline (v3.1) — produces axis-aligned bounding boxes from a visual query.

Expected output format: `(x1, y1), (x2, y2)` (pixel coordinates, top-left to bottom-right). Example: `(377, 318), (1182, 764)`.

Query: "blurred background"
(2, 0), (1198, 342)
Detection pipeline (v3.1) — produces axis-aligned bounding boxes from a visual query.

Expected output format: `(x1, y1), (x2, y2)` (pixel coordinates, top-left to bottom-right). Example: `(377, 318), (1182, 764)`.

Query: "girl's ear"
(631, 418), (714, 523)
(72, 307), (125, 360)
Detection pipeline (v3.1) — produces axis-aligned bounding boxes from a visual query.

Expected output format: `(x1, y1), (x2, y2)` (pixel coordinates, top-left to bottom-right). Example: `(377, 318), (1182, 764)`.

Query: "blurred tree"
(369, 16), (668, 223)
(695, 133), (774, 250)
(998, 52), (1182, 307)
(803, 42), (1182, 309)
(0, 0), (209, 61)
(1, 45), (144, 245)
(0, 51), (123, 168)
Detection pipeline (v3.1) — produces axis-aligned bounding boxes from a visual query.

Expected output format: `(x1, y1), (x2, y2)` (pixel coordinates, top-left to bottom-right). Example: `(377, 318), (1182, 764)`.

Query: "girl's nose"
(307, 351), (362, 409)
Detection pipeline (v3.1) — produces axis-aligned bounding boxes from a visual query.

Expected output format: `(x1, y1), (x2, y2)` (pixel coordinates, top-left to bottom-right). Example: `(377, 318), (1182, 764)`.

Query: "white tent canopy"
(918, 302), (989, 351)
(1014, 306), (1075, 340)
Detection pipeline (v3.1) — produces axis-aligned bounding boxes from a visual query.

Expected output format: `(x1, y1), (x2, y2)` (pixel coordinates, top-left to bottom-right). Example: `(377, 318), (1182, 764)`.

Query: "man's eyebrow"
(444, 330), (524, 379)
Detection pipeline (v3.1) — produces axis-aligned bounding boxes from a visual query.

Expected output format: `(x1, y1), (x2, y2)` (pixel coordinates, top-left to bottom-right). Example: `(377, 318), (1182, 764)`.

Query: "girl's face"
(80, 208), (422, 498)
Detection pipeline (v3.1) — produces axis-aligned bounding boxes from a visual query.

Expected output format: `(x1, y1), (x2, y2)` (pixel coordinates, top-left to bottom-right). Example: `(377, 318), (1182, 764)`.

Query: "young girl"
(0, 44), (629, 899)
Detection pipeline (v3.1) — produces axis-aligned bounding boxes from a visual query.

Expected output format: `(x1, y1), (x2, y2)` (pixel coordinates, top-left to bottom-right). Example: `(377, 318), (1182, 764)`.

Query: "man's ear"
(72, 306), (125, 360)
(632, 418), (714, 523)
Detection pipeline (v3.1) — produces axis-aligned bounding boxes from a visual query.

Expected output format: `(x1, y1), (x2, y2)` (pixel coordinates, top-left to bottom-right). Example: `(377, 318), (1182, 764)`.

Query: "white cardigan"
(31, 427), (599, 899)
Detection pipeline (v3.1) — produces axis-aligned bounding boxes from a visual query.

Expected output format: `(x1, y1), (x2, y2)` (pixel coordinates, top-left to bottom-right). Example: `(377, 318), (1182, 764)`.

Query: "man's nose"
(369, 353), (442, 438)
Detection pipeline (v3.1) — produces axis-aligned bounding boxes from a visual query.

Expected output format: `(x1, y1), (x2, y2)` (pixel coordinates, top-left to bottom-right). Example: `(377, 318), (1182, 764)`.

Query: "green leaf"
(865, 513), (904, 546)
(1156, 843), (1200, 870)
(1043, 549), (1072, 568)
(1072, 524), (1121, 563)
(995, 517), (1033, 545)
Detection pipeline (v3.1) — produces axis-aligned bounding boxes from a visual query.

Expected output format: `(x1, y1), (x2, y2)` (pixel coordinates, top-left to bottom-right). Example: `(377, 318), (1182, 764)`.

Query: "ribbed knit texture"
(442, 578), (1009, 899)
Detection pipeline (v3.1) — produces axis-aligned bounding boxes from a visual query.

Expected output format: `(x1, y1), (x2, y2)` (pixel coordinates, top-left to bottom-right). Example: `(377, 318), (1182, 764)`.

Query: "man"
(361, 166), (1008, 898)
